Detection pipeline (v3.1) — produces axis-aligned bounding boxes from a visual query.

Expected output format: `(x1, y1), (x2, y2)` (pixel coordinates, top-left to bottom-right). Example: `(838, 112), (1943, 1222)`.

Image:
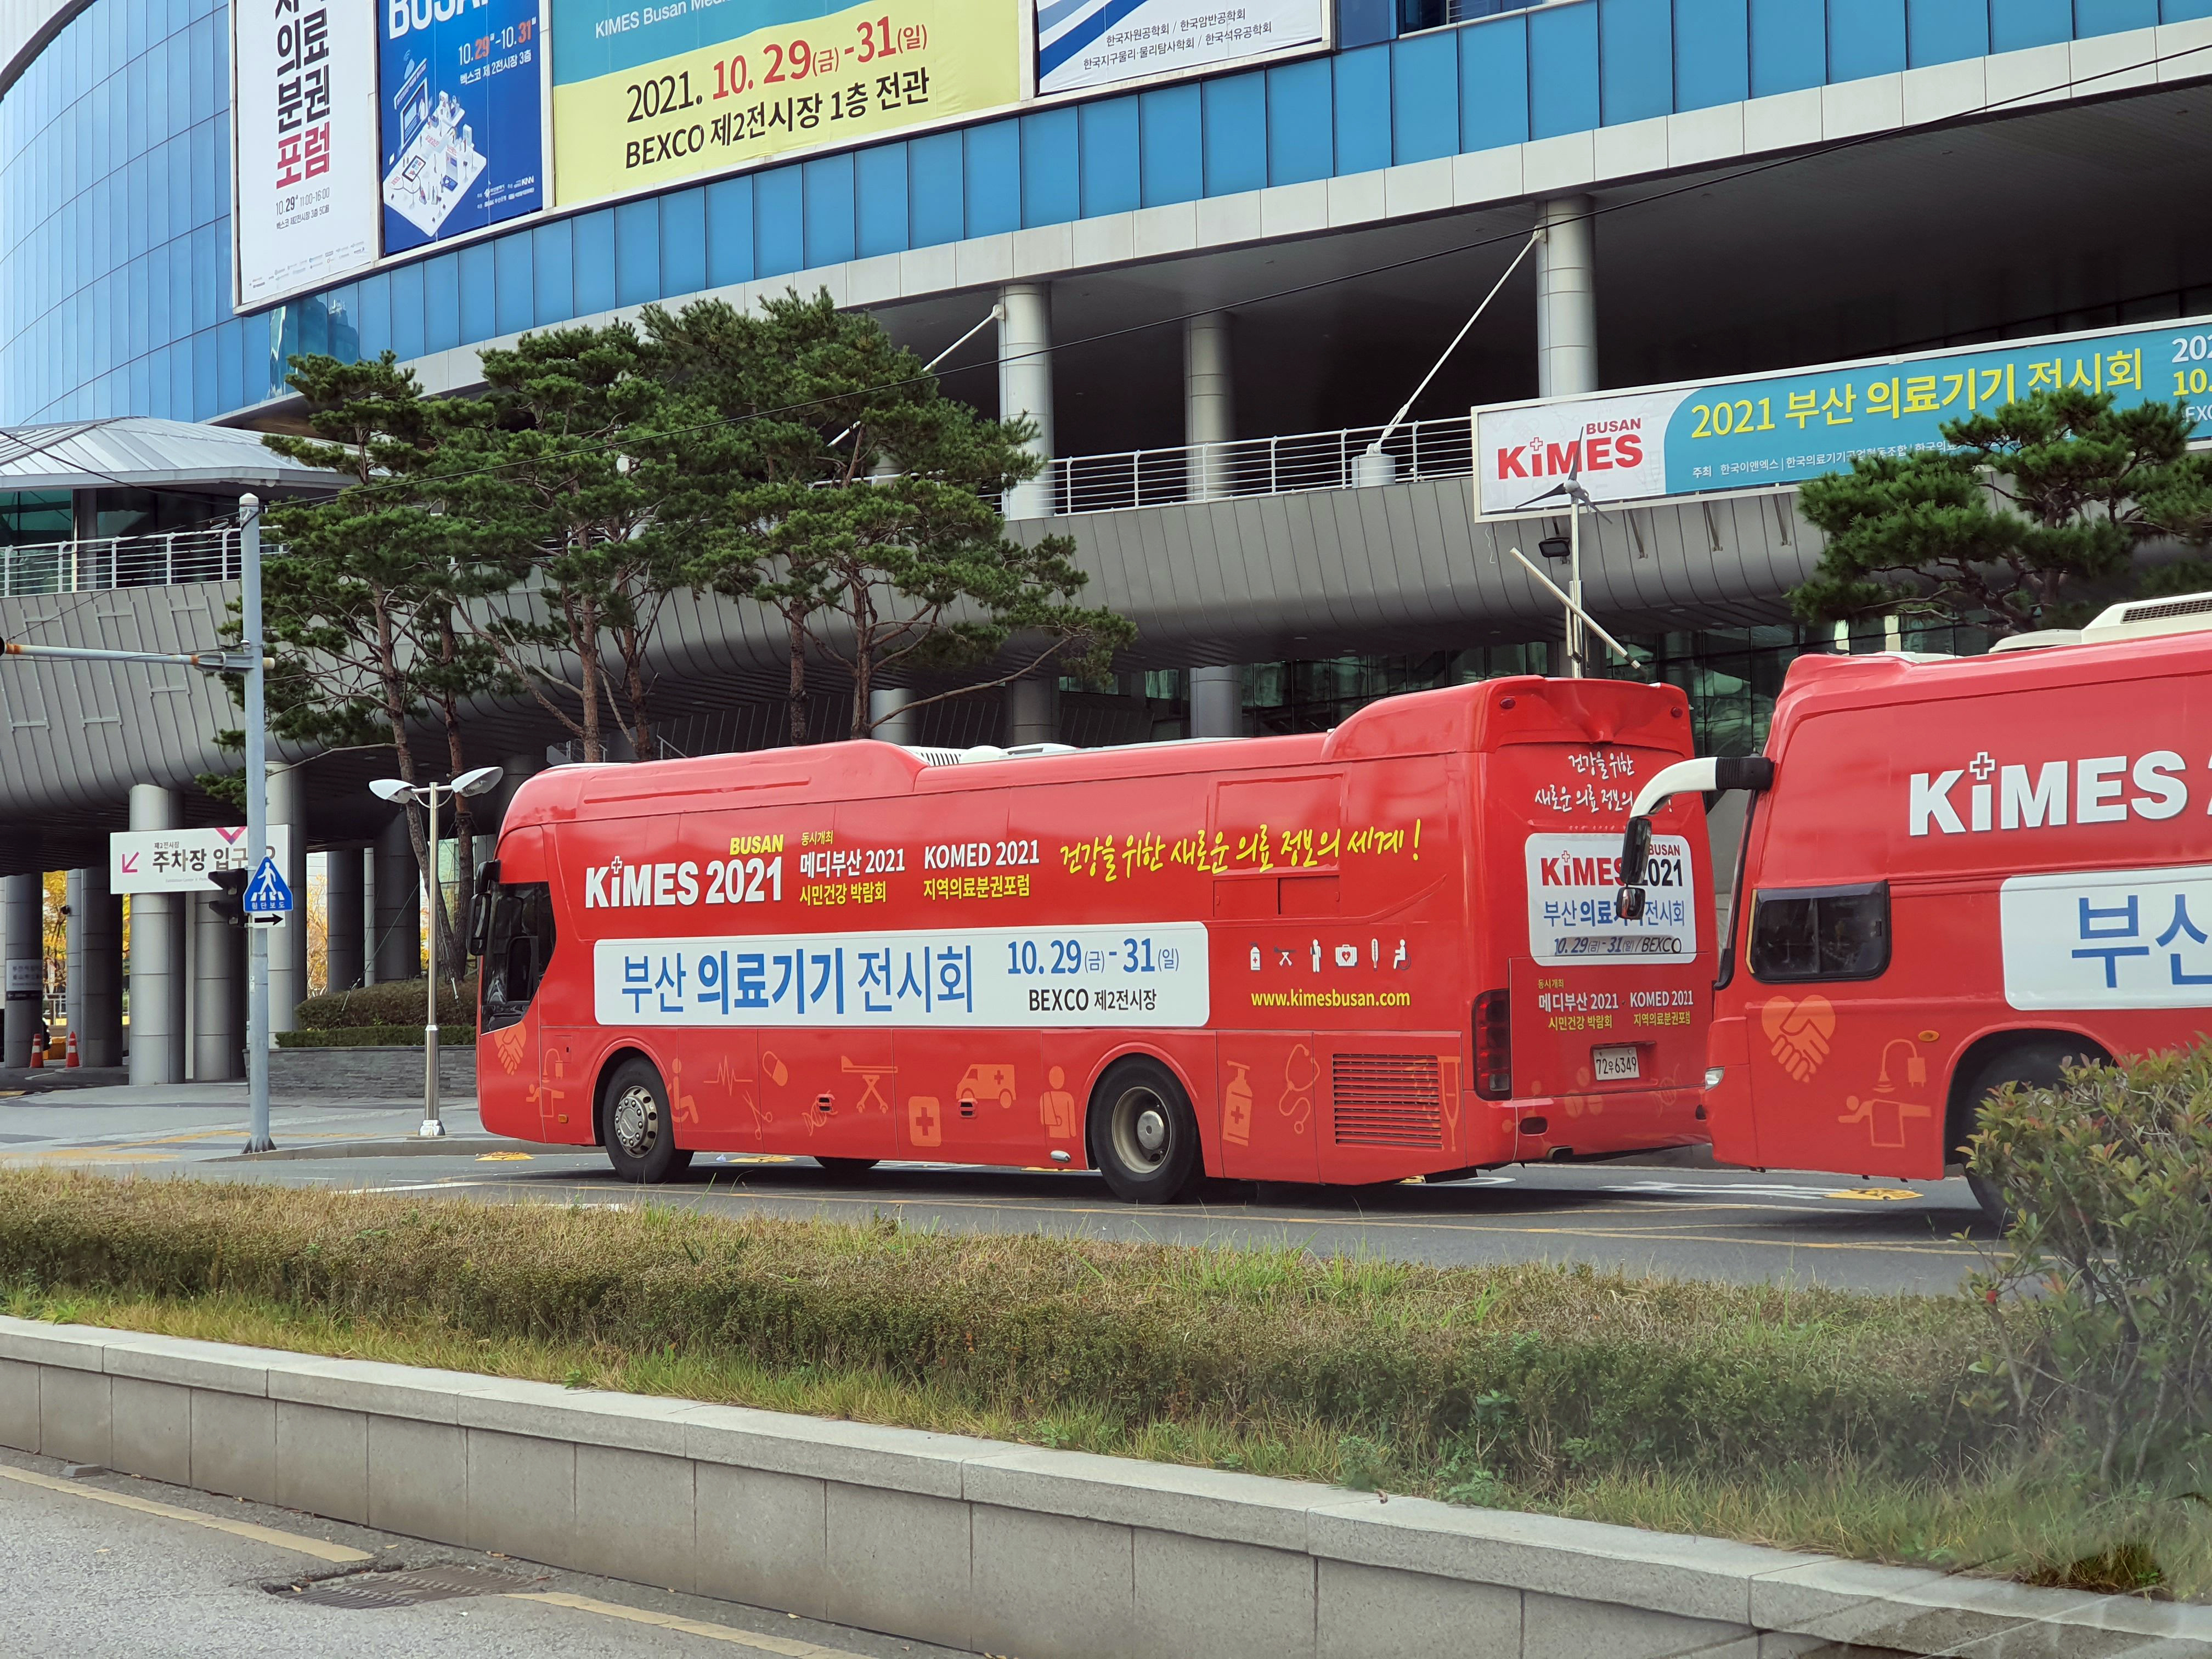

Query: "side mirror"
(1616, 817), (1652, 922)
(466, 860), (499, 958)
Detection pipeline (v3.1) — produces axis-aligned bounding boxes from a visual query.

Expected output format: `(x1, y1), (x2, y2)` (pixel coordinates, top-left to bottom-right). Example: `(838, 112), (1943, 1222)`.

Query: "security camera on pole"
(369, 766), (502, 1137)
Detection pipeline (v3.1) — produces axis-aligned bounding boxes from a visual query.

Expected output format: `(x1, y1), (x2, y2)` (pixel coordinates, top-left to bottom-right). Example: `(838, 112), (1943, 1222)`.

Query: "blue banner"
(379, 0), (546, 255)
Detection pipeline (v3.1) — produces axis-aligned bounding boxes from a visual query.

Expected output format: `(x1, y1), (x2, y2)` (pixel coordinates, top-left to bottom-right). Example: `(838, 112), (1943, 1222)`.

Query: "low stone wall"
(268, 1044), (477, 1101)
(0, 1317), (2204, 1659)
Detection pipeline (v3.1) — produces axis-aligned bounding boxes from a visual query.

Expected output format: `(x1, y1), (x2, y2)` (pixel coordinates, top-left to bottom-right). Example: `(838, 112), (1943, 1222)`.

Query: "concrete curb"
(0, 1316), (2203, 1658)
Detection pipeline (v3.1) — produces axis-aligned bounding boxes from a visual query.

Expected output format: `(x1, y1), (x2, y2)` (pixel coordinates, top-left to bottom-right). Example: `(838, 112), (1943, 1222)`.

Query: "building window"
(0, 493), (71, 549)
(1398, 0), (1531, 33)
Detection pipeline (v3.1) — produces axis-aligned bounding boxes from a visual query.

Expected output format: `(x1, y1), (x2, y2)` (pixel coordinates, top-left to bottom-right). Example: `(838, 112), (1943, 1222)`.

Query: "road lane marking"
(0, 1464), (374, 1562)
(507, 1590), (867, 1655)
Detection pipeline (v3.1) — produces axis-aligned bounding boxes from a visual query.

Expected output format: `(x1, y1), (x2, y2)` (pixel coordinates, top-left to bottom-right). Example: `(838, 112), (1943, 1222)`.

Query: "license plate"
(1592, 1045), (1640, 1082)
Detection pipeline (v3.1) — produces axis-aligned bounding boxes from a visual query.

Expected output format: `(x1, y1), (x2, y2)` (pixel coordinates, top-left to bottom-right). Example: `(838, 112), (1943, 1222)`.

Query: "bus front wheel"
(1089, 1058), (1200, 1204)
(1957, 1038), (2099, 1230)
(602, 1057), (693, 1184)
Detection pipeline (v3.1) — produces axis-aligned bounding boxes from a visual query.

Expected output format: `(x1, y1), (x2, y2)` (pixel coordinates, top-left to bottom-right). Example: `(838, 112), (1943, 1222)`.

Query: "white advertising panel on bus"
(232, 0), (379, 306)
(1036, 0), (1324, 95)
(595, 924), (1211, 1027)
(2002, 863), (2212, 1010)
(1524, 833), (1697, 964)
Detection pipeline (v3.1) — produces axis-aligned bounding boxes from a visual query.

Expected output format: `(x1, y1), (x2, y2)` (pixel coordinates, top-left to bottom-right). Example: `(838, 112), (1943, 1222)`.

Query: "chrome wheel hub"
(612, 1084), (659, 1158)
(1110, 1086), (1172, 1173)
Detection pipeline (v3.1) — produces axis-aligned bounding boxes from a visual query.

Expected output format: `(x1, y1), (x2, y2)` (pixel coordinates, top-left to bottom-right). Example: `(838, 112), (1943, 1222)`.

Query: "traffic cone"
(64, 1031), (78, 1068)
(27, 1041), (41, 1069)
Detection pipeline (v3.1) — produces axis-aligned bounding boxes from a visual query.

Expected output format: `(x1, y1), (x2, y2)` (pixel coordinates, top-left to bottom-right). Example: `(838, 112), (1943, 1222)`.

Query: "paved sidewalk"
(0, 1084), (489, 1168)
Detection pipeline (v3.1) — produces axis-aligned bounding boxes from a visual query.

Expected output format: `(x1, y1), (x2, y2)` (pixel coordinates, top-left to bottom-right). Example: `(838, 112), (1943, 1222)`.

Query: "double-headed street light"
(370, 765), (503, 1138)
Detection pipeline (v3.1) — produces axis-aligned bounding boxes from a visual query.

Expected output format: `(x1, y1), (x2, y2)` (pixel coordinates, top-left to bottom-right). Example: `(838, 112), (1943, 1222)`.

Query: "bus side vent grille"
(1329, 1054), (1444, 1149)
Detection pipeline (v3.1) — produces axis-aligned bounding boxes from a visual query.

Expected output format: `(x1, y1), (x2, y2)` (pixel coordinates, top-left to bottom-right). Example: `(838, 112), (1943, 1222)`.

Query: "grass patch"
(0, 1169), (2204, 1597)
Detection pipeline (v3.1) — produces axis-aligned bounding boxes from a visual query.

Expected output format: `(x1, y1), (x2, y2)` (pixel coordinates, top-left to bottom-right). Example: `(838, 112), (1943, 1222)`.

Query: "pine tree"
(664, 291), (1133, 742)
(433, 323), (712, 763)
(245, 352), (516, 975)
(1793, 387), (2212, 634)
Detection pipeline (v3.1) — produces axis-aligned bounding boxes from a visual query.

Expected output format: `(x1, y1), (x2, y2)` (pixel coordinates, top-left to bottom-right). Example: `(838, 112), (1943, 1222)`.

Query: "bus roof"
(1770, 627), (2212, 738)
(500, 676), (1691, 828)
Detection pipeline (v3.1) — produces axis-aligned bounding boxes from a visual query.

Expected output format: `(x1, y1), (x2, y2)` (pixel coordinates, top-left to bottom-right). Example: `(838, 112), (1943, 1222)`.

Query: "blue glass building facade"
(5, 0), (2207, 426)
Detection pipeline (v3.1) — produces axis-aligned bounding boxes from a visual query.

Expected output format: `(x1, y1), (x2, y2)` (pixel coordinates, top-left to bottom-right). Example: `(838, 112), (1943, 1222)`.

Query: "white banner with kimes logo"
(1474, 391), (1682, 517)
(1524, 833), (1697, 964)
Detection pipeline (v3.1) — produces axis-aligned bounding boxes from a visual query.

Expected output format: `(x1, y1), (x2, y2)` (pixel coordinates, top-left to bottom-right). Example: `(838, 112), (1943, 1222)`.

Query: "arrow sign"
(242, 855), (293, 916)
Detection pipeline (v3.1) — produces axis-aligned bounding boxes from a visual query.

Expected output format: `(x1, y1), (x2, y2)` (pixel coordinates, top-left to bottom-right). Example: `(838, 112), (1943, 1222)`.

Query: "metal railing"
(1043, 415), (1475, 517)
(0, 527), (245, 596)
(0, 420), (1474, 597)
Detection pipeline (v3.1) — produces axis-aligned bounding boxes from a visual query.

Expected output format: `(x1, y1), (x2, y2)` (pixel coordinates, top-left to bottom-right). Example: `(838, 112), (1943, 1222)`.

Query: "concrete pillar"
(1188, 666), (1244, 740)
(374, 812), (420, 985)
(1184, 312), (1235, 503)
(1, 872), (38, 1069)
(127, 783), (186, 1085)
(998, 283), (1054, 521)
(1536, 196), (1598, 398)
(483, 753), (542, 838)
(868, 687), (916, 745)
(192, 883), (245, 1081)
(325, 847), (366, 994)
(67, 867), (122, 1068)
(1004, 676), (1059, 748)
(267, 762), (309, 1032)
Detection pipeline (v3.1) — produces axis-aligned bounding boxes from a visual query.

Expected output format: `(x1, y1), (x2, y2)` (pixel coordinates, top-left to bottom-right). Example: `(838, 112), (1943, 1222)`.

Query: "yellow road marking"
(0, 1464), (373, 1562)
(507, 1590), (863, 1655)
(1824, 1188), (1925, 1201)
(476, 1152), (533, 1161)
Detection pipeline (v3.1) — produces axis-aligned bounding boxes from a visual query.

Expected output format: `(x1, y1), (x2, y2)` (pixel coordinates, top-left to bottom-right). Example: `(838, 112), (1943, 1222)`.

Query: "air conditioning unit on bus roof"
(1988, 589), (2212, 654)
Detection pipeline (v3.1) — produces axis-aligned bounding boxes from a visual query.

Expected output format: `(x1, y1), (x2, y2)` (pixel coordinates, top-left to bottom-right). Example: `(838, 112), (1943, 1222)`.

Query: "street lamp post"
(370, 766), (502, 1138)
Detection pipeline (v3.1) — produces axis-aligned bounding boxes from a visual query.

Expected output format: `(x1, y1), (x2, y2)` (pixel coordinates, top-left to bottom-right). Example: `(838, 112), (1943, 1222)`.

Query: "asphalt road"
(0, 1082), (1994, 1295)
(0, 1444), (974, 1659)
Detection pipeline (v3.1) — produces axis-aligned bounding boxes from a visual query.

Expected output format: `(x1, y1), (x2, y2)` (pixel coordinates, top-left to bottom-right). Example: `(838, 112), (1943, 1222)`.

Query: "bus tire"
(602, 1057), (691, 1184)
(813, 1157), (878, 1180)
(1089, 1057), (1200, 1205)
(1956, 1038), (2097, 1230)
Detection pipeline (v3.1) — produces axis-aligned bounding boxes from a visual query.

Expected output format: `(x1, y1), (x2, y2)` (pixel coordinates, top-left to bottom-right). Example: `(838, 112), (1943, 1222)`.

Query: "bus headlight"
(1705, 1066), (1725, 1089)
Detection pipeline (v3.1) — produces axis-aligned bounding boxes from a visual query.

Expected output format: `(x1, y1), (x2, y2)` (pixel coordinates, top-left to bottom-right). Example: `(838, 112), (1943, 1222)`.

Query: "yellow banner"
(552, 0), (1022, 207)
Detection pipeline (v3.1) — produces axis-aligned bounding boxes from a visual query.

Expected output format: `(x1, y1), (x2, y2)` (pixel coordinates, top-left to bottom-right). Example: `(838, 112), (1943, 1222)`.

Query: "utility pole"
(241, 494), (272, 1153)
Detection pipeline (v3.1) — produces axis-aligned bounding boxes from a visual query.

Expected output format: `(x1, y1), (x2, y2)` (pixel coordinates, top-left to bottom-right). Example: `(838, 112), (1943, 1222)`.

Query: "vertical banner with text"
(234, 0), (380, 306)
(380, 0), (549, 255)
(552, 0), (1024, 207)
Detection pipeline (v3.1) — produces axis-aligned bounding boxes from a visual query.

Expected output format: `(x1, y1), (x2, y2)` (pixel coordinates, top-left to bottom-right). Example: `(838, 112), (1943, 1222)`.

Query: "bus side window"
(1747, 882), (1889, 983)
(482, 883), (556, 1030)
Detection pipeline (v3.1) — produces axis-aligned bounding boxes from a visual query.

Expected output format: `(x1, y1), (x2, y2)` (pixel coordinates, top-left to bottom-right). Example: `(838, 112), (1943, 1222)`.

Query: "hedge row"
(0, 1171), (2028, 1492)
(294, 974), (476, 1031)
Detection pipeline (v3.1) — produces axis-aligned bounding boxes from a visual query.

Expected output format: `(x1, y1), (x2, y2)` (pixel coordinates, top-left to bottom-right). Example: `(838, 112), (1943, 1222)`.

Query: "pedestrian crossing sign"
(243, 855), (292, 917)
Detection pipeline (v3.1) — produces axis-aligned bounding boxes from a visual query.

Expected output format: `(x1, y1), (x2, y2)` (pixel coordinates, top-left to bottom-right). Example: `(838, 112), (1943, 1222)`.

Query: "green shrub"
(295, 974), (475, 1030)
(1970, 1045), (2212, 1489)
(275, 1026), (472, 1048)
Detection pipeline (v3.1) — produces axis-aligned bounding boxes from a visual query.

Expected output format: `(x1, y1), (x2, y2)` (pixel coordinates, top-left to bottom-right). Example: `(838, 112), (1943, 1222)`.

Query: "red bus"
(471, 676), (1714, 1200)
(1613, 599), (2212, 1221)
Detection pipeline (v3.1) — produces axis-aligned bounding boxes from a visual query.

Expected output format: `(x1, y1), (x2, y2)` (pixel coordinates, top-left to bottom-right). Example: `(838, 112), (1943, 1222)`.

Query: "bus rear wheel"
(1957, 1038), (2098, 1230)
(1089, 1057), (1200, 1204)
(602, 1057), (692, 1184)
